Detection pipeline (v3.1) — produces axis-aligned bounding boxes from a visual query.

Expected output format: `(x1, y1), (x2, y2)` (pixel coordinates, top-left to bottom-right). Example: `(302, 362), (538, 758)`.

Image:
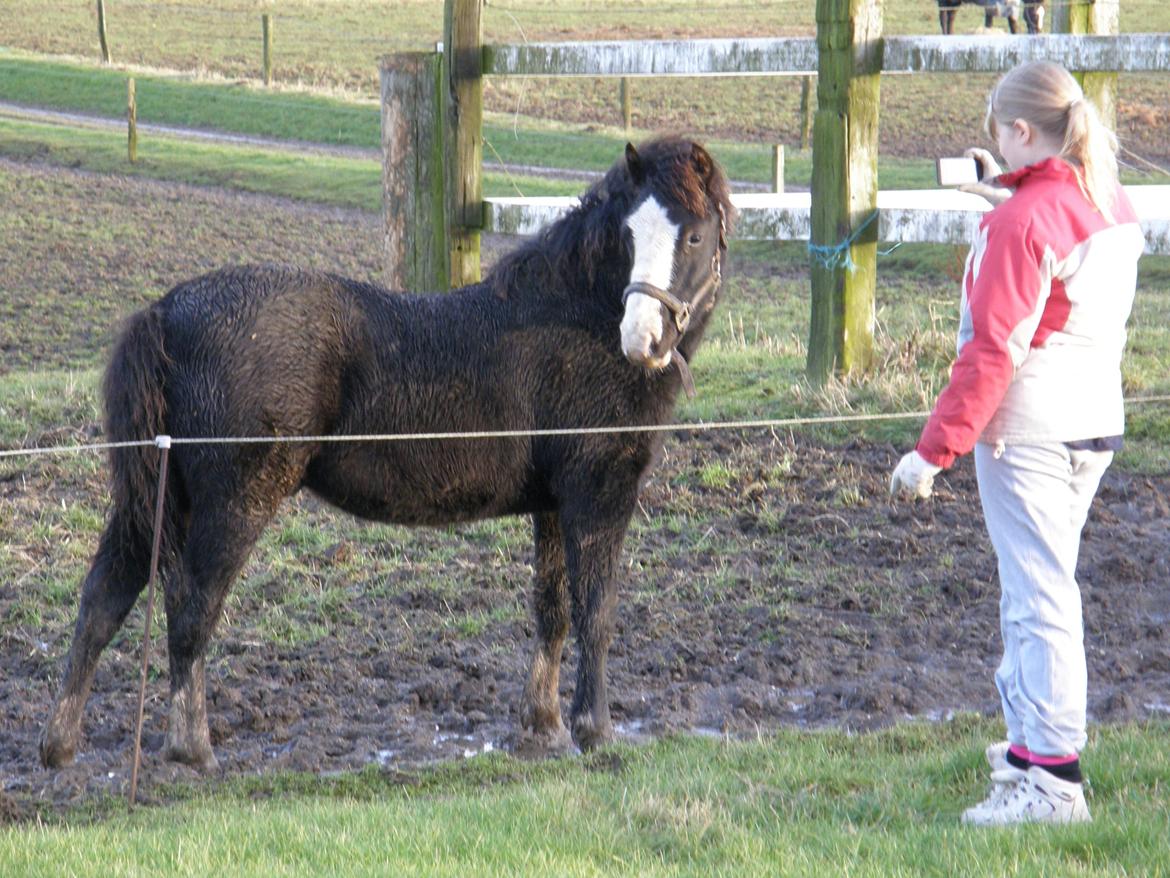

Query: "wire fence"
(5, 396), (1170, 463)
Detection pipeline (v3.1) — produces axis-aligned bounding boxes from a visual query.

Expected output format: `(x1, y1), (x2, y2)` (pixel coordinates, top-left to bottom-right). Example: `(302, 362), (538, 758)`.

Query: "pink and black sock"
(1009, 745), (1083, 784)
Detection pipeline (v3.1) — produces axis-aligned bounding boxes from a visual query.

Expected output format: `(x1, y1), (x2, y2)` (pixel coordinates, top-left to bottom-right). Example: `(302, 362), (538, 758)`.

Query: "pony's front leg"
(563, 508), (630, 751)
(519, 512), (572, 751)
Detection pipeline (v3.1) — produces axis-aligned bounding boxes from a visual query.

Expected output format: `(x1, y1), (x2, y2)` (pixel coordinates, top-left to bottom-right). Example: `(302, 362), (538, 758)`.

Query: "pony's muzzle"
(620, 291), (674, 370)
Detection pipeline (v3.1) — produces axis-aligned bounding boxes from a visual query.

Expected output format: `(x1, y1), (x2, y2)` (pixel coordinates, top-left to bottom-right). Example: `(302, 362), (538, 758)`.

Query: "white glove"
(890, 451), (943, 499)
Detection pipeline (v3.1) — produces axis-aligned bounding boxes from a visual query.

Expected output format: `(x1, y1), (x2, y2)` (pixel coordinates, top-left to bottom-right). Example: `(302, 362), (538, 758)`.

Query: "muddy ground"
(4, 432), (1170, 819)
(2, 161), (1169, 820)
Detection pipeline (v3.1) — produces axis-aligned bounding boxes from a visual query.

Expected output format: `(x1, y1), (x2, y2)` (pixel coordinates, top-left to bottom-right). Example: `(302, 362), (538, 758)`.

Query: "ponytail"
(986, 61), (1120, 222)
(1062, 96), (1120, 223)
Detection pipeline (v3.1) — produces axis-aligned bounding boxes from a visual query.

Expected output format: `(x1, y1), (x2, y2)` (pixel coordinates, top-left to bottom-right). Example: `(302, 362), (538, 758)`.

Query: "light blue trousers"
(974, 441), (1113, 757)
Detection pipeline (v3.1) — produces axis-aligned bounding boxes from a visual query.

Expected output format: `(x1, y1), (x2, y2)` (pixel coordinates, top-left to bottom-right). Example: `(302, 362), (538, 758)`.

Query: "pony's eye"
(688, 233), (703, 246)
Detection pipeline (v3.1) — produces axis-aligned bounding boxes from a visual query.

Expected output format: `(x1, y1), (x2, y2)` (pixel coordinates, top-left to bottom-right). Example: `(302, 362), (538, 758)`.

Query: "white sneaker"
(961, 741), (1027, 824)
(963, 765), (1091, 826)
(984, 740), (1011, 772)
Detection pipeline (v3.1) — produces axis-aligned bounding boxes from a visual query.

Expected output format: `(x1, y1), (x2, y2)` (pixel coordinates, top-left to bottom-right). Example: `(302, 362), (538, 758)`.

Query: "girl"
(890, 61), (1146, 825)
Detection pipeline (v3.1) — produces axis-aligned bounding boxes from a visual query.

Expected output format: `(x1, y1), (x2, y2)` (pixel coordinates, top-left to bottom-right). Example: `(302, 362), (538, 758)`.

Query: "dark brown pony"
(40, 137), (734, 770)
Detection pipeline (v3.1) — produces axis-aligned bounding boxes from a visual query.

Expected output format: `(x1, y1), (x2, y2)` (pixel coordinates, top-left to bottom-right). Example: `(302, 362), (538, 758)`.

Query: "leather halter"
(620, 207), (725, 399)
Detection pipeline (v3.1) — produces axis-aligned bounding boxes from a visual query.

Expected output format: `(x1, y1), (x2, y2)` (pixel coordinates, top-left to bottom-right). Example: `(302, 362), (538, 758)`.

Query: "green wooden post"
(807, 0), (883, 382)
(799, 75), (814, 151)
(97, 0), (111, 64)
(380, 52), (447, 293)
(1050, 0), (1117, 130)
(262, 14), (274, 86)
(127, 77), (137, 163)
(443, 0), (483, 290)
(620, 77), (633, 132)
(772, 144), (785, 194)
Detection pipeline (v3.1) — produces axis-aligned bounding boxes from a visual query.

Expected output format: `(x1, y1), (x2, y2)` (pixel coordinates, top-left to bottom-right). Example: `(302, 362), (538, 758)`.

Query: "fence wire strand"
(5, 396), (1170, 462)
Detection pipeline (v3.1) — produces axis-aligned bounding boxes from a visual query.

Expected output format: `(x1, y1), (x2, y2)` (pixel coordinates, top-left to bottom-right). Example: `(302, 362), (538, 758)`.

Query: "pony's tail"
(101, 305), (178, 561)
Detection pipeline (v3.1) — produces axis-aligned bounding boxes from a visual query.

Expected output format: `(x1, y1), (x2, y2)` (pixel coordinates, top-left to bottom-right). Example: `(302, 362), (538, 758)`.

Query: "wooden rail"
(483, 187), (1170, 256)
(482, 33), (1170, 77)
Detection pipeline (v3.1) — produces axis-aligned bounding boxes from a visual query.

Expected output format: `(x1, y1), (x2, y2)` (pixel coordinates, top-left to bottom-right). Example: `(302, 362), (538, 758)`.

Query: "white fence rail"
(483, 33), (1170, 77)
(485, 186), (1170, 255)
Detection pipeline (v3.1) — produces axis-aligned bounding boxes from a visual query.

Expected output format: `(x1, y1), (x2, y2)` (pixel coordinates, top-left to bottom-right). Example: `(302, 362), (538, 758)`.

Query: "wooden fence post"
(799, 75), (814, 151)
(772, 144), (785, 194)
(1051, 0), (1117, 130)
(807, 0), (883, 382)
(380, 52), (447, 293)
(97, 0), (111, 64)
(620, 77), (633, 132)
(443, 0), (483, 289)
(262, 14), (274, 86)
(127, 77), (137, 163)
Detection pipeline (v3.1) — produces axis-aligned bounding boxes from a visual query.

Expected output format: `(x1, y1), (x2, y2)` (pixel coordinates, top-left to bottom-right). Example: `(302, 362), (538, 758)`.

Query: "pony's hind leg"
(519, 512), (573, 751)
(40, 513), (155, 768)
(163, 508), (272, 770)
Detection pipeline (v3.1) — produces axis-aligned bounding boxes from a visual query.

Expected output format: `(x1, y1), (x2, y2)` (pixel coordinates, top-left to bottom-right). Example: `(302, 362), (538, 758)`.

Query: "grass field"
(0, 52), (971, 193)
(4, 0), (1169, 93)
(3, 3), (1169, 168)
(4, 719), (1170, 877)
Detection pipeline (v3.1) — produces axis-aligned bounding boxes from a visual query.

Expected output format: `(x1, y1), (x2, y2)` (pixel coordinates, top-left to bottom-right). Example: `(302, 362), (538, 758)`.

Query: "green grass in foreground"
(3, 718), (1169, 876)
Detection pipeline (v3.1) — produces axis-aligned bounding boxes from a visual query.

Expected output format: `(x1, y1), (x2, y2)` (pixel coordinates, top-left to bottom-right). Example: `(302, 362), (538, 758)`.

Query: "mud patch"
(3, 432), (1169, 816)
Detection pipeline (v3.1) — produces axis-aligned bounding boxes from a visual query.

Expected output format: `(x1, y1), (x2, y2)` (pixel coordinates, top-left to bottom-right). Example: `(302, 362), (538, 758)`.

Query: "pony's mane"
(488, 136), (734, 301)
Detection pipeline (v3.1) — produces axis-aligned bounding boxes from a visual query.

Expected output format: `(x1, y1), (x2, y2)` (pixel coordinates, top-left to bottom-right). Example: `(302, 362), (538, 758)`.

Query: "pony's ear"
(625, 143), (645, 185)
(691, 143), (714, 182)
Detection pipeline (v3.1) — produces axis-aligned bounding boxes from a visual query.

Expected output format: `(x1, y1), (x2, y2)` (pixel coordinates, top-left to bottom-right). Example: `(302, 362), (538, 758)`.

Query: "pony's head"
(616, 138), (733, 391)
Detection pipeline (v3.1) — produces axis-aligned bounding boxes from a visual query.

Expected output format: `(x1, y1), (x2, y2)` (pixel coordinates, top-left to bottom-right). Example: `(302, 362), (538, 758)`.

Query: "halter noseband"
(620, 244), (723, 400)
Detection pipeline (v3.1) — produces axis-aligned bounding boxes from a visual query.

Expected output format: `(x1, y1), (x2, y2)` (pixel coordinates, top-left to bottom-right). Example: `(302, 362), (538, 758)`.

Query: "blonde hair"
(984, 61), (1120, 221)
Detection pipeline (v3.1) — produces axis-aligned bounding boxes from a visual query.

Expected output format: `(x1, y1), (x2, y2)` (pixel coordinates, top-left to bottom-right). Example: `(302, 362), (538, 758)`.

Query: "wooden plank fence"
(381, 0), (1170, 380)
(483, 188), (1170, 255)
(481, 33), (1169, 77)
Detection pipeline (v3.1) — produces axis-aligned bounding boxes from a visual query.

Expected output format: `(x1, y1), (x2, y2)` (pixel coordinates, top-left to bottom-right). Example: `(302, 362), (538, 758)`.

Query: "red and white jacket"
(917, 157), (1146, 468)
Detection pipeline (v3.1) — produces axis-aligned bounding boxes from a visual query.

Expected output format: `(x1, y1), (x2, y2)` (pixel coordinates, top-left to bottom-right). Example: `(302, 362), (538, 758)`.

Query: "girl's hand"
(889, 451), (943, 500)
(958, 182), (1013, 205)
(957, 147), (1011, 204)
(965, 147), (1002, 181)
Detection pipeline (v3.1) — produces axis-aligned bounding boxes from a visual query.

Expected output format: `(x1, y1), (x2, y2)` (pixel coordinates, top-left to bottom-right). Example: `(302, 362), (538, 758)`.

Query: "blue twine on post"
(807, 210), (879, 272)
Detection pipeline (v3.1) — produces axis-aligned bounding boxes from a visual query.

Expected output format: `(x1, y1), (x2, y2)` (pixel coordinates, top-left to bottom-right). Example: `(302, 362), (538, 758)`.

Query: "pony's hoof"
(164, 741), (220, 772)
(570, 714), (613, 752)
(513, 720), (574, 758)
(38, 729), (76, 769)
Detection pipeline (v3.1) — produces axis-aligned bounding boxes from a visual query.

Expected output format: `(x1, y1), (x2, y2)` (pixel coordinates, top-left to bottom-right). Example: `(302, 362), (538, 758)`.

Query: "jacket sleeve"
(916, 217), (1050, 468)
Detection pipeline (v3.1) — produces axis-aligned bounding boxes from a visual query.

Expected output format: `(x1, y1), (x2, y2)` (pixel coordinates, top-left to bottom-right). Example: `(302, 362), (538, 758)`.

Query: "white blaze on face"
(621, 196), (679, 368)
